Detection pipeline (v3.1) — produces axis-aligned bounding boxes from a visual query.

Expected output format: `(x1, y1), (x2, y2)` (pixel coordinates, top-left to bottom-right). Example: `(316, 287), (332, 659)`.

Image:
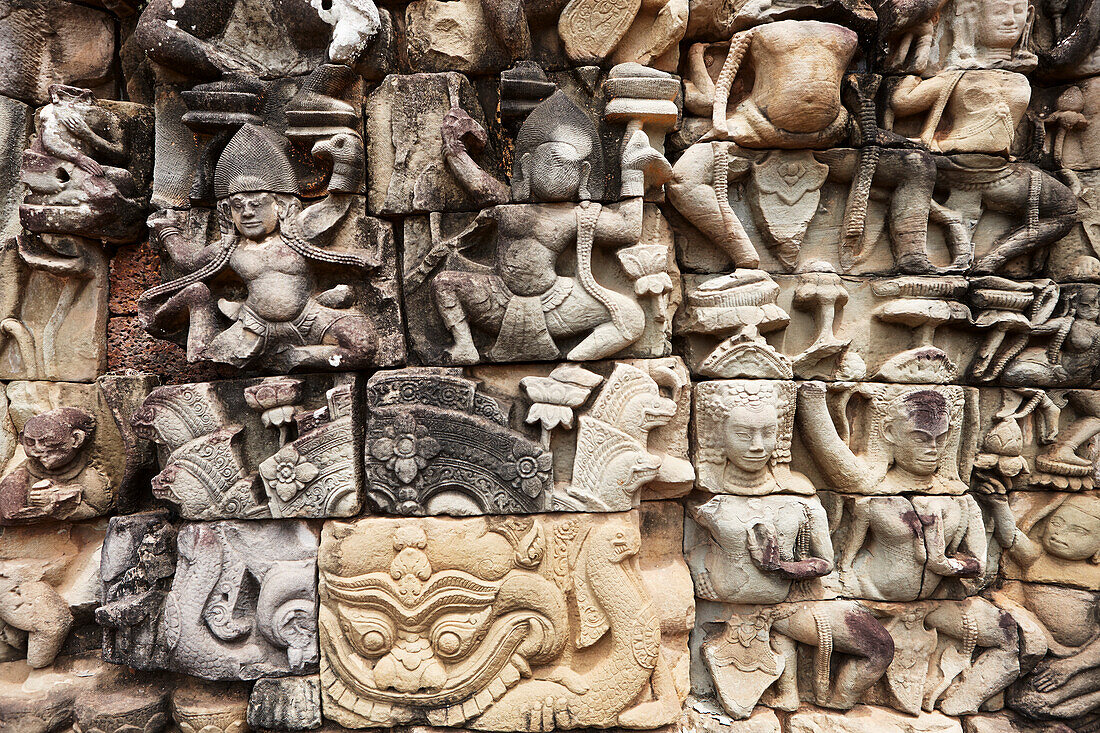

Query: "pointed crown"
(214, 124), (300, 199)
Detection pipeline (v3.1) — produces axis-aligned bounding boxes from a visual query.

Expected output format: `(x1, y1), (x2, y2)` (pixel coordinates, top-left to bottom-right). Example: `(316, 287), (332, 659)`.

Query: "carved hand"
(441, 106), (487, 157)
(621, 129), (673, 186)
(1031, 657), (1077, 692)
(747, 522), (782, 571)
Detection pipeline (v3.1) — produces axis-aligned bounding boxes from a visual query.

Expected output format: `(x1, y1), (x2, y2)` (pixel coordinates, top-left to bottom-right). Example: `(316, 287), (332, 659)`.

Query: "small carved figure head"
(722, 393), (779, 476)
(214, 124), (301, 240)
(227, 192), (281, 240)
(974, 0), (1031, 50)
(1041, 495), (1100, 563)
(882, 390), (950, 477)
(21, 407), (96, 474)
(951, 0), (1035, 66)
(513, 90), (602, 202)
(696, 381), (796, 493)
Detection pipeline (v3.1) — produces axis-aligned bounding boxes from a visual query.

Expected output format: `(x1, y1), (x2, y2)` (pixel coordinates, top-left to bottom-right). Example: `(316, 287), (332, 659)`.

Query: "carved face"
(977, 0), (1028, 50)
(1042, 503), (1100, 561)
(21, 412), (90, 473)
(723, 403), (778, 474)
(884, 392), (949, 477)
(229, 192), (280, 240)
(528, 142), (587, 202)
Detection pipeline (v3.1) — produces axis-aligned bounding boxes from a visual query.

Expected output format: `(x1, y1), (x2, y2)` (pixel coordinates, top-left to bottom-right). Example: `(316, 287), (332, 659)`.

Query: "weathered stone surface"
(104, 519), (319, 680)
(787, 703), (964, 733)
(0, 376), (156, 524)
(0, 1), (117, 106)
(1, 90), (154, 382)
(99, 510), (177, 669)
(318, 503), (690, 729)
(366, 73), (503, 215)
(0, 520), (105, 669)
(171, 677), (252, 733)
(0, 653), (168, 733)
(133, 375), (362, 519)
(690, 598), (893, 718)
(249, 675), (323, 730)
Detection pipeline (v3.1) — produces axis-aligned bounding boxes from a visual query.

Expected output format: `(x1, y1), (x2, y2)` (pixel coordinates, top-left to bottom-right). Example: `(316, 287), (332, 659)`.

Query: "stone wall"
(0, 1), (1098, 732)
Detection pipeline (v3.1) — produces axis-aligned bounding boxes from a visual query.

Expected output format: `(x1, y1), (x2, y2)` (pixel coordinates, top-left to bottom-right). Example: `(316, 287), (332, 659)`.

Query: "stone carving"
(0, 653), (169, 733)
(0, 377), (154, 525)
(687, 378), (896, 718)
(993, 491), (1100, 589)
(170, 679), (252, 733)
(132, 375), (361, 519)
(248, 675), (323, 731)
(797, 378), (972, 497)
(403, 64), (676, 365)
(364, 367), (554, 516)
(879, 0), (1037, 75)
(103, 519), (319, 680)
(319, 506), (688, 729)
(138, 124), (402, 372)
(881, 1), (1077, 277)
(2, 87), (150, 382)
(134, 0), (392, 206)
(98, 511), (177, 670)
(0, 521), (104, 669)
(0, 0), (116, 106)
(367, 72), (505, 215)
(364, 360), (692, 515)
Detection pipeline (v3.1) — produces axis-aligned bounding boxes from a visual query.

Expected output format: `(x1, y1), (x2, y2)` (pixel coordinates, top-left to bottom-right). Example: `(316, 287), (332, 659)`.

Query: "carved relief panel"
(138, 125), (404, 373)
(318, 503), (691, 729)
(1, 89), (152, 382)
(100, 518), (319, 680)
(400, 63), (681, 366)
(363, 360), (692, 516)
(0, 376), (156, 524)
(132, 374), (362, 519)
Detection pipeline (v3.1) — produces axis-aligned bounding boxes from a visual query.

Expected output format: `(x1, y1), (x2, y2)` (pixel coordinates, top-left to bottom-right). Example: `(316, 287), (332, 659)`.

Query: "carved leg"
(429, 271), (507, 364)
(881, 150), (937, 273)
(972, 169), (1078, 275)
(1045, 390), (1100, 466)
(775, 601), (893, 710)
(926, 599), (1020, 715)
(667, 143), (758, 268)
(0, 579), (73, 669)
(769, 633), (801, 711)
(547, 286), (646, 362)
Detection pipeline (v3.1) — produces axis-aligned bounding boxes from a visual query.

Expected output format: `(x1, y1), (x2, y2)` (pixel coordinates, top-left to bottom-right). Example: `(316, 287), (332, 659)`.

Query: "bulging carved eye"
(339, 607), (395, 658)
(430, 610), (489, 661)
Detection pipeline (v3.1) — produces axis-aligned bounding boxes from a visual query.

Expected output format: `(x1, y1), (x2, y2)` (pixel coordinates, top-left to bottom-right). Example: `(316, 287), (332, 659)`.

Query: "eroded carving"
(102, 519), (319, 680)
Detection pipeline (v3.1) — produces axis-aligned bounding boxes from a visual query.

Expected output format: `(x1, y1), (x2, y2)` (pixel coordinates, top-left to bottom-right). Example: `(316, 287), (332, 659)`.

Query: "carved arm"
(441, 107), (510, 206)
(796, 382), (869, 493)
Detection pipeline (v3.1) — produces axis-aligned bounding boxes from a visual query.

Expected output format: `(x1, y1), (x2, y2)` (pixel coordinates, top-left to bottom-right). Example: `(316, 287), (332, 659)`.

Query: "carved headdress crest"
(214, 124), (300, 199)
(513, 89), (604, 201)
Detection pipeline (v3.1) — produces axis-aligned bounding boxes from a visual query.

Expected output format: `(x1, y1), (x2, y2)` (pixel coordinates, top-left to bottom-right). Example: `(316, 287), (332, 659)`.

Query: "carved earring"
(578, 160), (592, 202)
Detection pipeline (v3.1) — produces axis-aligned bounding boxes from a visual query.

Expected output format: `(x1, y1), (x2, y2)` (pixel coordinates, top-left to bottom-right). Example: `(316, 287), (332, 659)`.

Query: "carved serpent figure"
(472, 516), (678, 731)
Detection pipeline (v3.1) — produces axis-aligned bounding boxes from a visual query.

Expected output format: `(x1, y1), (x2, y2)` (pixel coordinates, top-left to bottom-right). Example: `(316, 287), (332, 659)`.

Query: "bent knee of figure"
(842, 606), (894, 667)
(431, 271), (495, 311)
